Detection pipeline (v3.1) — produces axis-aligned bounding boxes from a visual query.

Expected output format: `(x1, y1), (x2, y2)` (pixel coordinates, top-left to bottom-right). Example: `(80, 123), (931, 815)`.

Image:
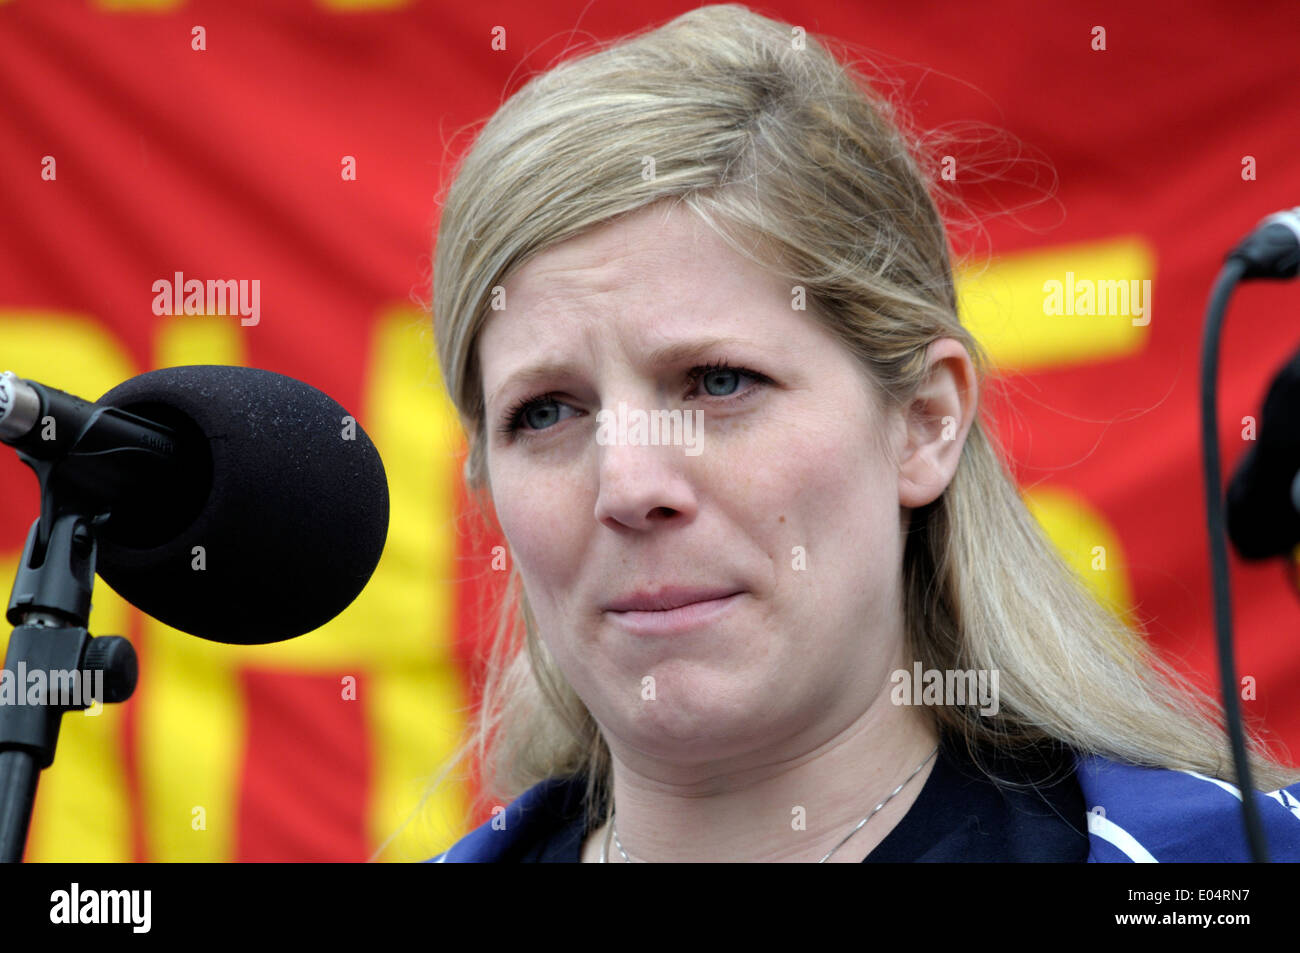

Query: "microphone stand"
(1199, 206), (1300, 863)
(0, 468), (138, 862)
(1200, 257), (1269, 862)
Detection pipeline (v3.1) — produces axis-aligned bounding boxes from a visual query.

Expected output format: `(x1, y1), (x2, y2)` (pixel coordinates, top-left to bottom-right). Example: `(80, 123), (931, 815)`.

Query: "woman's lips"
(604, 586), (743, 612)
(604, 592), (744, 635)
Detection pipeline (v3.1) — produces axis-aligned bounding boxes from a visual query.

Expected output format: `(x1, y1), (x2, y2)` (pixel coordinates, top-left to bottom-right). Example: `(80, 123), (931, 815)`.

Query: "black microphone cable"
(1200, 206), (1300, 864)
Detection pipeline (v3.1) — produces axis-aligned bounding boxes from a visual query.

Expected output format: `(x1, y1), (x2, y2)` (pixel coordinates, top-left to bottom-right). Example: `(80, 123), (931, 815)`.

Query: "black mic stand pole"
(0, 467), (138, 862)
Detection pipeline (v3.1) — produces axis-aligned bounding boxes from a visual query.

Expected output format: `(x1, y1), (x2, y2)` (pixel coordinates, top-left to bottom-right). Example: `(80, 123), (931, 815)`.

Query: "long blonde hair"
(425, 3), (1298, 842)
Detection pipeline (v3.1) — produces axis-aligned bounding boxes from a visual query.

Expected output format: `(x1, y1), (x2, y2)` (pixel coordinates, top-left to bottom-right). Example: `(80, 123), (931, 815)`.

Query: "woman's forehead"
(501, 206), (757, 304)
(480, 213), (801, 359)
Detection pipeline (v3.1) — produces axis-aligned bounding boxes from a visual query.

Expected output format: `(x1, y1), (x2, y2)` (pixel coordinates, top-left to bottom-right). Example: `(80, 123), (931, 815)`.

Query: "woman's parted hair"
(426, 3), (1298, 839)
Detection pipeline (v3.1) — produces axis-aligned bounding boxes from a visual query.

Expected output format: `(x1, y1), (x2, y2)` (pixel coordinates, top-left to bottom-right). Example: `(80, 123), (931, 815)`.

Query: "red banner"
(2, 0), (1298, 861)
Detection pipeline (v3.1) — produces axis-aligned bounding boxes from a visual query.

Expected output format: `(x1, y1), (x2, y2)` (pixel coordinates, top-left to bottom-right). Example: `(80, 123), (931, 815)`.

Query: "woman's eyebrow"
(486, 359), (573, 412)
(486, 335), (759, 411)
(643, 335), (753, 367)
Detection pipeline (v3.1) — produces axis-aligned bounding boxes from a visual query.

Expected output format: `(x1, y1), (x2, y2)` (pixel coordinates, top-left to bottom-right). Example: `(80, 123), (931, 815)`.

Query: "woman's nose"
(592, 434), (699, 531)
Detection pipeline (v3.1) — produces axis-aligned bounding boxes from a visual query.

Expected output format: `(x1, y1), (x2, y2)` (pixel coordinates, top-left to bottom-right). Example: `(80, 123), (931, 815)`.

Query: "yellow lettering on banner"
(1, 306), (474, 860)
(161, 306), (471, 860)
(0, 310), (135, 397)
(354, 307), (470, 861)
(953, 243), (1151, 645)
(1022, 486), (1139, 653)
(139, 614), (243, 861)
(956, 237), (1155, 372)
(93, 0), (184, 10)
(318, 0), (412, 10)
(137, 314), (247, 861)
(154, 313), (245, 368)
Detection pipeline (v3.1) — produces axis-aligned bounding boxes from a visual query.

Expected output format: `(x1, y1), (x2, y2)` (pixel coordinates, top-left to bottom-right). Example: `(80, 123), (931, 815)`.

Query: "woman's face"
(478, 202), (960, 772)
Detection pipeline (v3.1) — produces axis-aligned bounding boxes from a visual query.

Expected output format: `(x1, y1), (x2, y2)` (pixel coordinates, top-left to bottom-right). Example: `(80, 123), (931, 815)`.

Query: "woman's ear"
(894, 338), (978, 509)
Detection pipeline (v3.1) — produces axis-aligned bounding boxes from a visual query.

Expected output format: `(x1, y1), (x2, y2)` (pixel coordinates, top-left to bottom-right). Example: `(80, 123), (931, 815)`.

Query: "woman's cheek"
(492, 463), (589, 577)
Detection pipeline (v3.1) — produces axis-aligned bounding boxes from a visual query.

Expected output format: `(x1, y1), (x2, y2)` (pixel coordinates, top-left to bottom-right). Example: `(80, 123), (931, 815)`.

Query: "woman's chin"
(612, 699), (783, 764)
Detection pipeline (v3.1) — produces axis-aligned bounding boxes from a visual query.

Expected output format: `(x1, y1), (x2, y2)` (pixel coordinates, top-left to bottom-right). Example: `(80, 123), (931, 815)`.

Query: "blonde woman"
(423, 4), (1300, 862)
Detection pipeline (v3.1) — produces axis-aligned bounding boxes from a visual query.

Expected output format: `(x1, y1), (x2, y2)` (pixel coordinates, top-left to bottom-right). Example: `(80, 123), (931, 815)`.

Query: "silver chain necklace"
(598, 744), (939, 863)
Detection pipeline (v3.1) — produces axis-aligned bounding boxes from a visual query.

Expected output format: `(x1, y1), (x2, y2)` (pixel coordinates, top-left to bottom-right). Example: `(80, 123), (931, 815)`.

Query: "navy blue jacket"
(428, 747), (1300, 862)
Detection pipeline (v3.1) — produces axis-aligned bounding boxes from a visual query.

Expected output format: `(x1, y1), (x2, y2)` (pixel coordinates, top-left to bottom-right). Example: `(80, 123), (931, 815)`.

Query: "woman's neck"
(581, 697), (941, 863)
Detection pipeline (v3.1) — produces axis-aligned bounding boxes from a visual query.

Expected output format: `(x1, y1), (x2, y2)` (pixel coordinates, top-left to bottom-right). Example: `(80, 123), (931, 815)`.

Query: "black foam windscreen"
(1226, 347), (1300, 560)
(94, 365), (389, 644)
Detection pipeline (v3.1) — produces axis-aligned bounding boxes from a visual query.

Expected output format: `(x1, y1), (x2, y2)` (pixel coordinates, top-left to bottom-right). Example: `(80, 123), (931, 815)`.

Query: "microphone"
(0, 370), (184, 505)
(1226, 206), (1300, 280)
(1221, 207), (1300, 560)
(2, 366), (389, 644)
(1226, 345), (1300, 559)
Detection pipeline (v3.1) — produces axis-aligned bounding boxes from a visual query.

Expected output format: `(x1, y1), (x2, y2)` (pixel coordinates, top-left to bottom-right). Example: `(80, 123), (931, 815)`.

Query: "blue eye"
(502, 394), (575, 436)
(685, 360), (771, 402)
(698, 366), (741, 396)
(521, 401), (559, 430)
(498, 359), (771, 442)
